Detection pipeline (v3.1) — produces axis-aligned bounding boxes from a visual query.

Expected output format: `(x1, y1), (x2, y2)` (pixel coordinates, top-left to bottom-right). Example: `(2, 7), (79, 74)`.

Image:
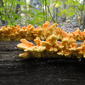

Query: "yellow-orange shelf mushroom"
(0, 21), (85, 41)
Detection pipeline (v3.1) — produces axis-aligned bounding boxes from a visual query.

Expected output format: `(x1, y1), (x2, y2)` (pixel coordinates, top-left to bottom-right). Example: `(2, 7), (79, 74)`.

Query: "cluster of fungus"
(0, 21), (85, 58)
(0, 25), (35, 41)
(0, 21), (85, 41)
(17, 34), (85, 59)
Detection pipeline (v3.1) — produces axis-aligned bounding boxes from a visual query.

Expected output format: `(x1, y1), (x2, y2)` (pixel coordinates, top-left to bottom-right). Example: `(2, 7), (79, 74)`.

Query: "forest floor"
(59, 22), (79, 32)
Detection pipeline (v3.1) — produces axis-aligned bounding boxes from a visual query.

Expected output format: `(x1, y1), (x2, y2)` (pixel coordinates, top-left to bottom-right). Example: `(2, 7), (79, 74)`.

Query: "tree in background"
(0, 0), (6, 25)
(54, 0), (85, 29)
(0, 0), (25, 25)
(0, 0), (84, 29)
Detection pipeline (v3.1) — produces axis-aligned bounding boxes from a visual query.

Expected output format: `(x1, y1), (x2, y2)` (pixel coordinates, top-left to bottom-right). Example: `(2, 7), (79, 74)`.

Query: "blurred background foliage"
(0, 0), (85, 29)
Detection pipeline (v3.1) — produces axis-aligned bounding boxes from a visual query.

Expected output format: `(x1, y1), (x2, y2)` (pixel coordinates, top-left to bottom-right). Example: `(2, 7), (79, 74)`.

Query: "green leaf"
(16, 1), (26, 5)
(55, 1), (62, 8)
